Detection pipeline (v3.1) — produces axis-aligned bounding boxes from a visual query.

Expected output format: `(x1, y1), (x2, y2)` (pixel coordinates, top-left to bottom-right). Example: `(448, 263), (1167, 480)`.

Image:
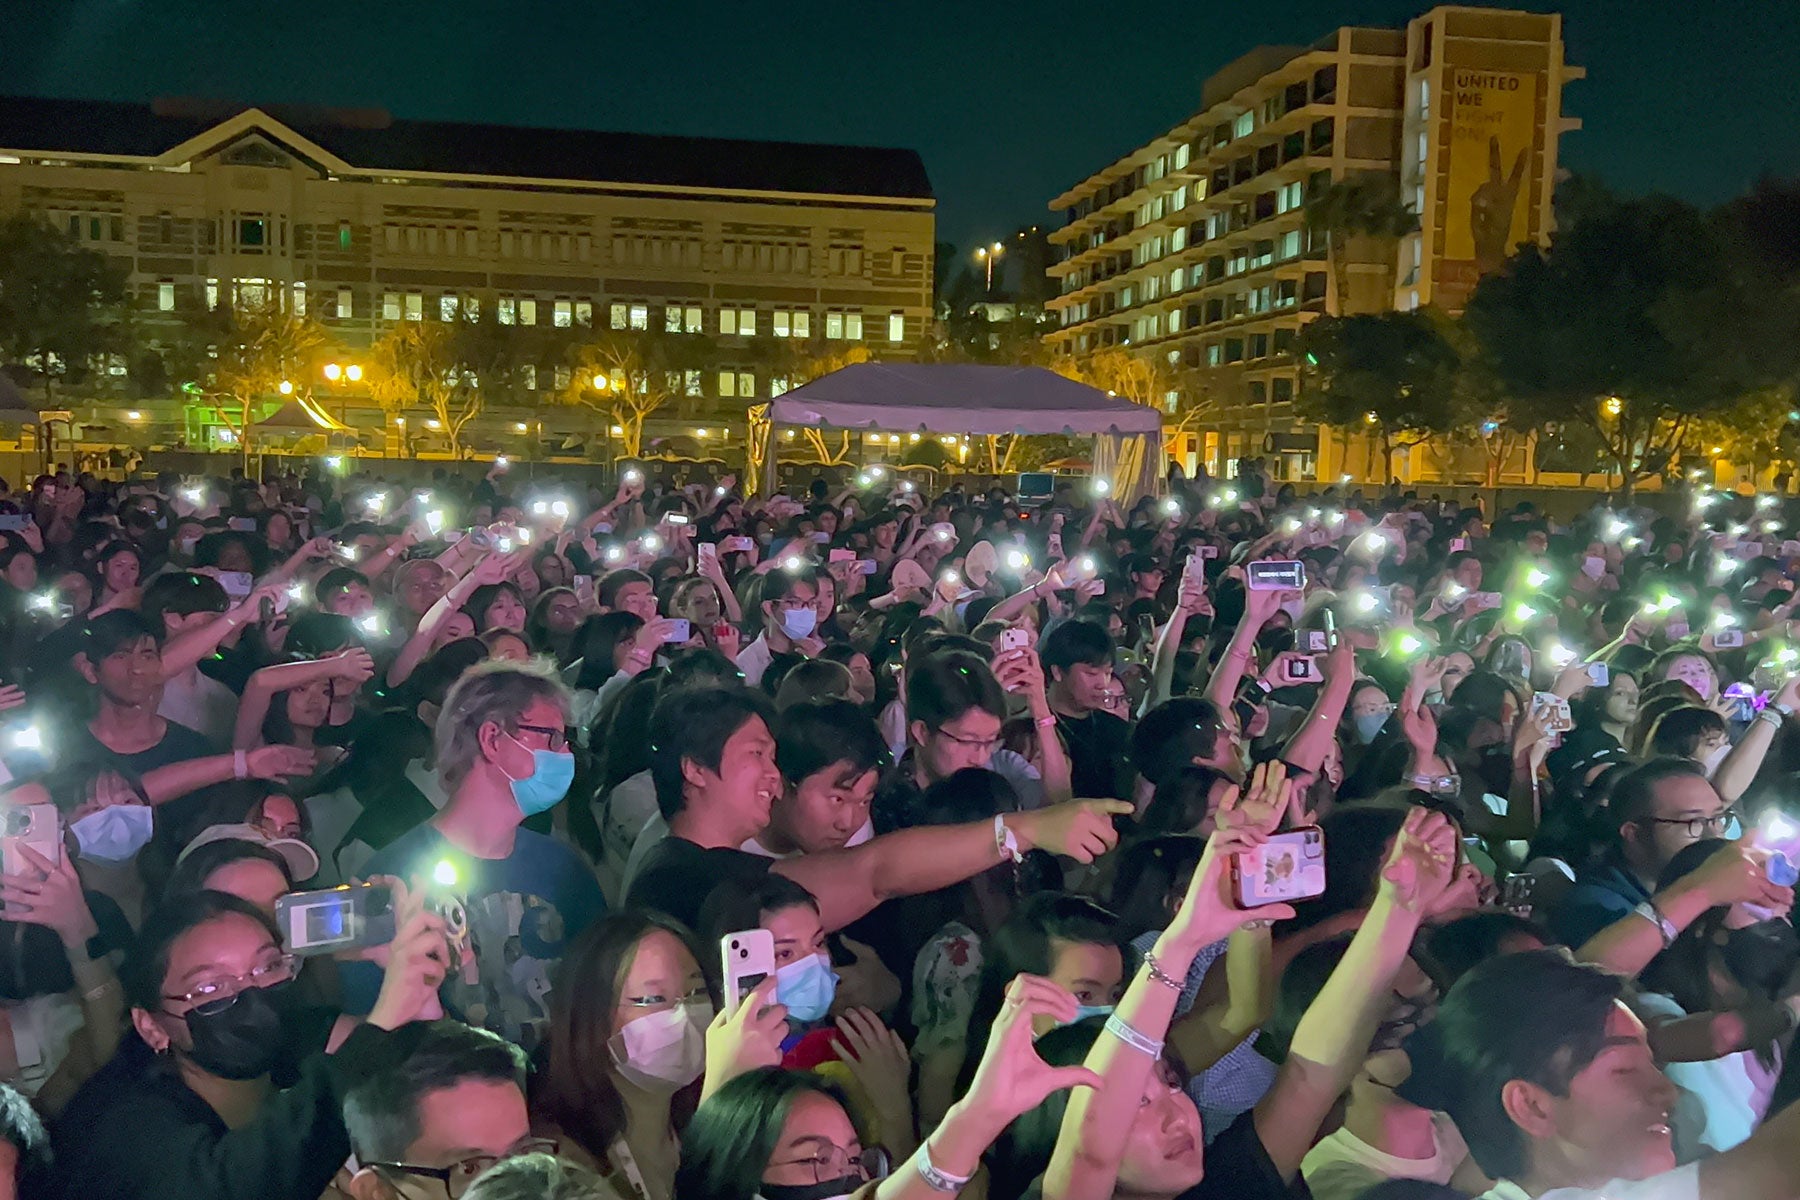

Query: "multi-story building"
(0, 97), (934, 460)
(1044, 7), (1580, 483)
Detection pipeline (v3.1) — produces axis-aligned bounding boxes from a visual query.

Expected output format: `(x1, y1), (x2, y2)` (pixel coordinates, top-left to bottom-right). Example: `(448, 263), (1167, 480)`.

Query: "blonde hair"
(434, 658), (571, 787)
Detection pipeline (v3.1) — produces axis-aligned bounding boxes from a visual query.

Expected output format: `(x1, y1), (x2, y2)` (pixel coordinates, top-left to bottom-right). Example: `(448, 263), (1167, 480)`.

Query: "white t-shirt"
(1480, 1165), (1701, 1200)
(1301, 1113), (1466, 1200)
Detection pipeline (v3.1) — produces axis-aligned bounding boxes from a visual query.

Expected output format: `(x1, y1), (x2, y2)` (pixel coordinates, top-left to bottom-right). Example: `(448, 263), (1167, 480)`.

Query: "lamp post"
(974, 241), (1005, 294)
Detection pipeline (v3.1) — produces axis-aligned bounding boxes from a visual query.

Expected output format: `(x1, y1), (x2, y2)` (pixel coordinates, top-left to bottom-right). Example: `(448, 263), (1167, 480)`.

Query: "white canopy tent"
(747, 363), (1164, 499)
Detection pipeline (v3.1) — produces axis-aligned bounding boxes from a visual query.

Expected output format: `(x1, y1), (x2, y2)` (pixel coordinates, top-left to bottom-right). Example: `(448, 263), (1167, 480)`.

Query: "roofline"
(0, 102), (936, 209)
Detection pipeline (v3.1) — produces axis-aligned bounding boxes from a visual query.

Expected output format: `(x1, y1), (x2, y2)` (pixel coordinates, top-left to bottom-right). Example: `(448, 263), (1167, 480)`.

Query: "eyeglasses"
(513, 722), (570, 752)
(929, 726), (1001, 754)
(1649, 809), (1743, 839)
(367, 1138), (560, 1199)
(163, 954), (296, 1014)
(620, 985), (710, 1016)
(767, 1144), (890, 1187)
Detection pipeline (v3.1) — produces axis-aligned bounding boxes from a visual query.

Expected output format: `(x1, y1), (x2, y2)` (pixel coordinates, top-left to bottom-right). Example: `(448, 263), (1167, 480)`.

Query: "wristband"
(914, 1144), (972, 1193)
(1634, 900), (1677, 948)
(1142, 950), (1183, 993)
(1104, 1013), (1165, 1058)
(1757, 709), (1784, 732)
(1774, 702), (1796, 721)
(1035, 714), (1058, 730)
(994, 814), (1024, 864)
(233, 749), (248, 781)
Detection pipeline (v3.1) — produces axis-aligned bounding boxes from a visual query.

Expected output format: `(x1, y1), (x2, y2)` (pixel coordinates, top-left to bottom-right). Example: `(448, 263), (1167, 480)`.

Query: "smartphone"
(1000, 628), (1030, 653)
(1532, 691), (1574, 734)
(573, 574), (593, 591)
(1714, 629), (1746, 649)
(1047, 532), (1064, 557)
(1302, 630), (1329, 653)
(219, 570), (254, 599)
(1285, 656), (1321, 682)
(228, 517), (257, 533)
(1723, 682), (1758, 724)
(1450, 537), (1470, 552)
(0, 804), (61, 879)
(810, 531), (830, 544)
(1195, 545), (1220, 560)
(1231, 828), (1326, 908)
(855, 559), (878, 575)
(698, 543), (719, 570)
(665, 513), (691, 526)
(0, 514), (26, 532)
(1500, 872), (1536, 917)
(1246, 560), (1305, 591)
(1470, 591), (1504, 612)
(274, 883), (397, 957)
(1586, 661), (1610, 687)
(722, 928), (775, 1012)
(828, 548), (855, 564)
(722, 536), (755, 554)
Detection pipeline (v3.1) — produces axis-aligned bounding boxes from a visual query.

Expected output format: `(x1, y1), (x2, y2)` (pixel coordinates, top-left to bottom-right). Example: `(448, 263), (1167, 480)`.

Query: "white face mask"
(608, 1001), (713, 1092)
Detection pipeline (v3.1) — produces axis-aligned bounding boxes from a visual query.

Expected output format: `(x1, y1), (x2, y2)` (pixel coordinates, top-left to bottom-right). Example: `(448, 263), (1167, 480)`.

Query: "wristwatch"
(1633, 900), (1678, 948)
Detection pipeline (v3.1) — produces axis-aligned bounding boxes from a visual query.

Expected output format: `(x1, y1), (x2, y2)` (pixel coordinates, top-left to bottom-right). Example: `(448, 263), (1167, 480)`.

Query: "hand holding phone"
(722, 929), (775, 1012)
(1232, 829), (1326, 908)
(274, 883), (397, 957)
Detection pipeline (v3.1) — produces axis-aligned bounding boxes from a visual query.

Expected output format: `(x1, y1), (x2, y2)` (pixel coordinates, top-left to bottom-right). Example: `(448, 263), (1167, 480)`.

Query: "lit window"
(383, 292), (401, 321)
(611, 303), (629, 330)
(292, 283), (306, 316)
(774, 311), (791, 338)
(793, 310), (810, 338)
(825, 311), (844, 339)
(887, 312), (905, 343)
(499, 297), (516, 325)
(554, 365), (571, 390)
(518, 299), (537, 326)
(684, 370), (703, 396)
(684, 306), (702, 333)
(521, 364), (537, 390)
(337, 288), (353, 318)
(739, 309), (756, 336)
(440, 295), (459, 322)
(629, 304), (648, 331)
(157, 282), (175, 312)
(404, 293), (423, 321)
(718, 370), (737, 398)
(575, 301), (592, 326)
(1233, 111), (1254, 138)
(206, 279), (220, 310)
(846, 313), (863, 340)
(771, 375), (790, 396)
(665, 306), (683, 333)
(737, 372), (755, 396)
(464, 294), (479, 321)
(553, 300), (572, 328)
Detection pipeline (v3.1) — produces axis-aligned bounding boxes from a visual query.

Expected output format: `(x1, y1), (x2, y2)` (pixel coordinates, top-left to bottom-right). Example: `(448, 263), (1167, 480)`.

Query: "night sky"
(6, 0), (1799, 285)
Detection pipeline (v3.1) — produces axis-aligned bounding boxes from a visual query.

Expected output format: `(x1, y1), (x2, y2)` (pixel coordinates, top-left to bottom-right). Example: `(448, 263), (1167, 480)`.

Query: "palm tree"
(1304, 173), (1420, 316)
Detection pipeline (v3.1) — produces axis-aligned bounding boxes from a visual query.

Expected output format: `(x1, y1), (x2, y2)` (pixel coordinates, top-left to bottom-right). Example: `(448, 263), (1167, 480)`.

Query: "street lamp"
(974, 241), (1005, 292)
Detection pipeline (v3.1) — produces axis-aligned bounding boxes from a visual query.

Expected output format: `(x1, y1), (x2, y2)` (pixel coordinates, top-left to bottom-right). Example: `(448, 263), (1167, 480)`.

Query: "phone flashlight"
(1091, 479), (1110, 497)
(640, 534), (662, 553)
(9, 725), (42, 751)
(1526, 568), (1550, 588)
(432, 859), (459, 888)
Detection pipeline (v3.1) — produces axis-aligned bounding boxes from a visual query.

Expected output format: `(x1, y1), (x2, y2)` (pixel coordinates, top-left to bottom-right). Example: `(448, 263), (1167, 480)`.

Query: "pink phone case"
(1232, 828), (1326, 908)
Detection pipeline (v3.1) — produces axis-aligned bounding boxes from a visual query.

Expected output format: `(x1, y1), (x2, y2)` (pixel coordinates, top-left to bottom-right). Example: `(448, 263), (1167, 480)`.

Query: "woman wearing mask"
(1638, 838), (1800, 1161)
(1345, 681), (1396, 748)
(532, 911), (766, 1200)
(51, 884), (449, 1200)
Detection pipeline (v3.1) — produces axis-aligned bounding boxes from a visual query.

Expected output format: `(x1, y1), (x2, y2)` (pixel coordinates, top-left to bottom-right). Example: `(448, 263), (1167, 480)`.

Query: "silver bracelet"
(1142, 950), (1183, 993)
(914, 1143), (972, 1193)
(1104, 1013), (1165, 1058)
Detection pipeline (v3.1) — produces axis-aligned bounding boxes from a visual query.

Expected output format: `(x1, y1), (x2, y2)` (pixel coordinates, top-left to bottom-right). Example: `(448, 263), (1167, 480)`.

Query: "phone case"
(1232, 828), (1326, 908)
(722, 929), (775, 1011)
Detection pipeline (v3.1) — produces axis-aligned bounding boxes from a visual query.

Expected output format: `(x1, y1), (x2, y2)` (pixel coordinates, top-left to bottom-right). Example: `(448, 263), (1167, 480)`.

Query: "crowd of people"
(1, 454), (1799, 1200)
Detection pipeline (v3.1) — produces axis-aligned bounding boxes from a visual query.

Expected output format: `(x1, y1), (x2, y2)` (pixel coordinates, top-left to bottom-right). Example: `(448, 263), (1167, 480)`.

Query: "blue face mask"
(774, 953), (838, 1024)
(1353, 711), (1389, 744)
(501, 733), (575, 816)
(1071, 1002), (1115, 1024)
(72, 804), (154, 864)
(779, 607), (818, 640)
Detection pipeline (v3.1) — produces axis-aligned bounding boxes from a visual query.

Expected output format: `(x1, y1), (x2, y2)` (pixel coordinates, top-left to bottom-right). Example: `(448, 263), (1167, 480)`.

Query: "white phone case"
(721, 929), (775, 1012)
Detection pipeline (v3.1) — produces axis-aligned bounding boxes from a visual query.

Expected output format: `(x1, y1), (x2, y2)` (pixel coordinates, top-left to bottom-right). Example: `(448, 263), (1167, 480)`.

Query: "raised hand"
(1011, 799), (1133, 863)
(962, 975), (1103, 1123)
(327, 647), (377, 685)
(832, 1008), (915, 1148)
(705, 975), (789, 1094)
(0, 845), (99, 948)
(246, 744), (317, 782)
(1377, 807), (1459, 913)
(366, 878), (451, 1030)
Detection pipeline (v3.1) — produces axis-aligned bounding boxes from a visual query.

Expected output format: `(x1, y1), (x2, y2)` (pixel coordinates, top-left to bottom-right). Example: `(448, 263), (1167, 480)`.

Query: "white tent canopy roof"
(766, 363), (1162, 437)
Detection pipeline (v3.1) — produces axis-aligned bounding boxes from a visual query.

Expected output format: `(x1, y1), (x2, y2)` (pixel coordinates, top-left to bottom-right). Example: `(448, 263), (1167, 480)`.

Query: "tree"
(0, 213), (128, 404)
(368, 320), (485, 458)
(1304, 173), (1419, 316)
(1466, 192), (1742, 499)
(559, 327), (713, 459)
(1297, 311), (1461, 481)
(185, 302), (328, 463)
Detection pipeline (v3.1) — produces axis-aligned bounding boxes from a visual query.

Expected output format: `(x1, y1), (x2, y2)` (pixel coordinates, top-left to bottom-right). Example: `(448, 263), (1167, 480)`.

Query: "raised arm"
(1203, 582), (1280, 710)
(141, 745), (318, 808)
(995, 647), (1072, 804)
(1251, 807), (1457, 1181)
(1577, 840), (1790, 978)
(1043, 765), (1293, 1200)
(386, 550), (511, 688)
(775, 799), (1130, 932)
(158, 584), (283, 680)
(1278, 638), (1357, 775)
(1145, 570), (1211, 715)
(234, 649), (374, 749)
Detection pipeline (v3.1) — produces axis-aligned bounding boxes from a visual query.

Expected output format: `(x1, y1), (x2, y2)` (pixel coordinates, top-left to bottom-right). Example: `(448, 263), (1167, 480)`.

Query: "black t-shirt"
(1177, 1108), (1295, 1200)
(1055, 709), (1132, 800)
(625, 836), (772, 930)
(65, 719), (224, 850)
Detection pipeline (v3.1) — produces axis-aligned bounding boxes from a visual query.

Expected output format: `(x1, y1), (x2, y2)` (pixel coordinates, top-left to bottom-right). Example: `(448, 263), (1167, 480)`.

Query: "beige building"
(0, 97), (934, 460)
(1044, 7), (1580, 483)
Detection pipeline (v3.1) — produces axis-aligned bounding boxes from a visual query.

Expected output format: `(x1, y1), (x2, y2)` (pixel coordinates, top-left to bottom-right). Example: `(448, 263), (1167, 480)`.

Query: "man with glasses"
(343, 1019), (553, 1200)
(1550, 757), (1744, 949)
(342, 661), (605, 1047)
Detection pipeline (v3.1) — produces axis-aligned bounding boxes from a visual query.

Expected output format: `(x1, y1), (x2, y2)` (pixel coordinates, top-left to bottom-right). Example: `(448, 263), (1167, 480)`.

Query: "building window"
(554, 366), (571, 391)
(521, 364), (538, 390)
(336, 288), (353, 318)
(338, 222), (352, 250)
(237, 217), (266, 248)
(156, 281), (175, 312)
(772, 309), (812, 338)
(440, 295), (459, 322)
(665, 306), (683, 334)
(718, 370), (738, 398)
(1233, 110), (1254, 138)
(720, 307), (756, 336)
(628, 304), (648, 331)
(576, 301), (593, 327)
(499, 297), (516, 325)
(291, 283), (307, 316)
(1206, 343), (1222, 366)
(383, 292), (401, 321)
(684, 370), (703, 397)
(611, 303), (628, 330)
(404, 293), (423, 321)
(554, 300), (572, 328)
(519, 299), (537, 326)
(887, 312), (905, 343)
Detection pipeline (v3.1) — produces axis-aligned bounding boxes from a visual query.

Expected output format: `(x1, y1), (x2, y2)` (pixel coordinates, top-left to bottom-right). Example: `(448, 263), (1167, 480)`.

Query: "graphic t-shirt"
(340, 823), (605, 1051)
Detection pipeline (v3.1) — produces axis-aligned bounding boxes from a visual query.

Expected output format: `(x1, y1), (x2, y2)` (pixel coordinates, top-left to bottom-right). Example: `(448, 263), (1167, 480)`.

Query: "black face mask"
(182, 980), (291, 1080)
(758, 1179), (865, 1200)
(1722, 920), (1800, 999)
